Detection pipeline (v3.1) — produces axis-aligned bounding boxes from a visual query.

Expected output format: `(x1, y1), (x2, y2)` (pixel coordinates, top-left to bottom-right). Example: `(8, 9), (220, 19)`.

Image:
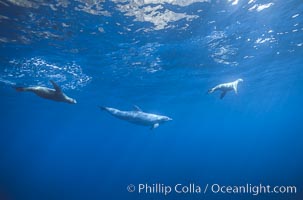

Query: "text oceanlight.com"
(127, 183), (297, 196)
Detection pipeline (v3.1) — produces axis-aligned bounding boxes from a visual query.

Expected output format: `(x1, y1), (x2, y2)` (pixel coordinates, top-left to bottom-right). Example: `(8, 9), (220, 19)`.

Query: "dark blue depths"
(0, 0), (303, 200)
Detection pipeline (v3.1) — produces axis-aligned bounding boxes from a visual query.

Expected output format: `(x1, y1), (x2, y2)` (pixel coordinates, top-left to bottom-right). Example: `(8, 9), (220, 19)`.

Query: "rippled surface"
(0, 1), (303, 200)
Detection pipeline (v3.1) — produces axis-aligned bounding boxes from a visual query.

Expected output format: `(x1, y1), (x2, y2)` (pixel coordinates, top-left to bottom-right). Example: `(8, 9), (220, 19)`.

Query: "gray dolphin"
(14, 80), (77, 104)
(207, 78), (243, 99)
(99, 105), (172, 129)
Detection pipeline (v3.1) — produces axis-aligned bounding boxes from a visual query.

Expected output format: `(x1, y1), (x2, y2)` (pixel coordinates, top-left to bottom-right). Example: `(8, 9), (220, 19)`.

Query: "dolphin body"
(14, 80), (77, 104)
(99, 105), (172, 129)
(207, 78), (243, 99)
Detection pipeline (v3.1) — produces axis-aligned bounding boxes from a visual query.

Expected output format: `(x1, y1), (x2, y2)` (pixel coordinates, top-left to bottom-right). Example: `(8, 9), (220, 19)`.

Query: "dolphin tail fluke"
(207, 88), (215, 94)
(14, 86), (26, 92)
(98, 106), (107, 111)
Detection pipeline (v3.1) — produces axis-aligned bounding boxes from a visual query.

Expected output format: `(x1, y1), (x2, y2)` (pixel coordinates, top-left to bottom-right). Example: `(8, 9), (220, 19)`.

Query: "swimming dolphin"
(207, 78), (243, 99)
(99, 105), (172, 129)
(14, 80), (77, 104)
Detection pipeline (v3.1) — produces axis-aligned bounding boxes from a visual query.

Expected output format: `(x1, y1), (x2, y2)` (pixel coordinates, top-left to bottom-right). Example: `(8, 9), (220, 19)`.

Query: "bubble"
(1, 57), (92, 90)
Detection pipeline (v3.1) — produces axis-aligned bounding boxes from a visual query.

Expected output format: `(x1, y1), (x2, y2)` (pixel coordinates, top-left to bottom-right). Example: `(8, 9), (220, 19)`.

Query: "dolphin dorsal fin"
(50, 80), (62, 93)
(133, 105), (142, 112)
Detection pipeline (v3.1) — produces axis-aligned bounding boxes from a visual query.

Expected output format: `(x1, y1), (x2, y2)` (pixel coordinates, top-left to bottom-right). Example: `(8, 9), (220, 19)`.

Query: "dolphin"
(14, 80), (77, 104)
(207, 78), (243, 99)
(99, 105), (172, 129)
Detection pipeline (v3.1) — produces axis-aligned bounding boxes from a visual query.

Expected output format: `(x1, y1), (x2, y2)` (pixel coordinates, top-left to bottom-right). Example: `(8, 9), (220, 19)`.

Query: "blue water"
(0, 0), (303, 200)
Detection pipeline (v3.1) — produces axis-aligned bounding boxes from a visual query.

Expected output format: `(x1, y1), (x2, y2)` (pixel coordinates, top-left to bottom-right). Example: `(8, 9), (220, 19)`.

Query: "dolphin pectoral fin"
(151, 123), (159, 130)
(133, 105), (142, 112)
(50, 80), (62, 93)
(220, 91), (227, 99)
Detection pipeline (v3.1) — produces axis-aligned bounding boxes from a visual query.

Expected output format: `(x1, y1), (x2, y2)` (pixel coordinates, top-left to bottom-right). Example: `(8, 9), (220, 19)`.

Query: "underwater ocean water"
(0, 0), (303, 199)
